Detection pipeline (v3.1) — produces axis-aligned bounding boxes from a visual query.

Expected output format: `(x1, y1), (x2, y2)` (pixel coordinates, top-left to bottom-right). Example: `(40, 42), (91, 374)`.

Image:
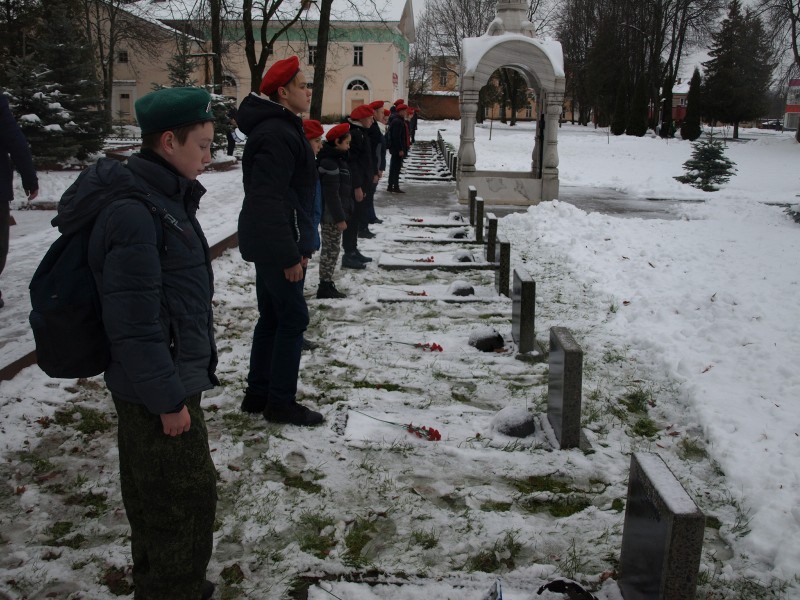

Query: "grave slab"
(618, 452), (705, 600)
(395, 214), (468, 228)
(546, 327), (586, 450)
(493, 234), (511, 297)
(475, 198), (485, 243)
(379, 251), (496, 271)
(372, 284), (506, 303)
(484, 213), (498, 262)
(511, 267), (540, 355)
(468, 185), (478, 225)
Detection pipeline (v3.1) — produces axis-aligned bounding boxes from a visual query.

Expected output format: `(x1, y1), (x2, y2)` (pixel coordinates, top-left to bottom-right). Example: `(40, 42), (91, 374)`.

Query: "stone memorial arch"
(457, 0), (566, 205)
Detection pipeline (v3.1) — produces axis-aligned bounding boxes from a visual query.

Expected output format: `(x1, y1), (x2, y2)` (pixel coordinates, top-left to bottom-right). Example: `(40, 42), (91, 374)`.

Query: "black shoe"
(342, 252), (367, 269)
(370, 218), (384, 224)
(386, 187), (396, 193)
(358, 228), (376, 239)
(264, 402), (324, 426)
(394, 188), (406, 194)
(353, 249), (372, 263)
(302, 337), (319, 351)
(241, 390), (268, 413)
(201, 580), (215, 600)
(317, 281), (347, 299)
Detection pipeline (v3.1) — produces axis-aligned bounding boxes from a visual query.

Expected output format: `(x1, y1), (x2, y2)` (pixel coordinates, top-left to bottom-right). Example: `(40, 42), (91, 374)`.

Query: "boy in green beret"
(57, 86), (219, 599)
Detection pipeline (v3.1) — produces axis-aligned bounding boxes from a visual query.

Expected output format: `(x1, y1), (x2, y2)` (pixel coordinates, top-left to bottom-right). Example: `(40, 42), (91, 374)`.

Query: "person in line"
(341, 104), (375, 269)
(237, 56), (323, 426)
(67, 87), (219, 600)
(225, 104), (238, 156)
(0, 92), (39, 308)
(387, 103), (409, 193)
(409, 106), (418, 144)
(315, 122), (352, 299)
(303, 119), (324, 256)
(361, 100), (386, 231)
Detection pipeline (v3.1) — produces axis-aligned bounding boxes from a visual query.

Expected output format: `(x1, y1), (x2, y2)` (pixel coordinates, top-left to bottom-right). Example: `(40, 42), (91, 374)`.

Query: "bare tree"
(81, 0), (168, 129)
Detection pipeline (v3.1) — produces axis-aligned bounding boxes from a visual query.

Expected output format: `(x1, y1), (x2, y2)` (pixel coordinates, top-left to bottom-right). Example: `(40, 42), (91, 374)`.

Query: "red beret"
(396, 103), (408, 112)
(326, 122), (350, 142)
(259, 56), (300, 96)
(350, 104), (374, 120)
(368, 100), (385, 110)
(302, 119), (324, 140)
(393, 98), (405, 106)
(383, 108), (390, 116)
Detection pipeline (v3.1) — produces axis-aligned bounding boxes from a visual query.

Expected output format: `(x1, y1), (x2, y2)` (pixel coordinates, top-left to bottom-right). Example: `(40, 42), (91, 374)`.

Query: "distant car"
(759, 119), (783, 130)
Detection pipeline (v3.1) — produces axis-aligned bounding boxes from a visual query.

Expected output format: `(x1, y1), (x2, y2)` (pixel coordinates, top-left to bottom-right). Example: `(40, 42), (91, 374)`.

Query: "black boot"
(241, 389), (268, 413)
(342, 251), (367, 269)
(264, 401), (324, 426)
(317, 281), (347, 299)
(200, 580), (215, 600)
(353, 249), (372, 263)
(358, 227), (376, 239)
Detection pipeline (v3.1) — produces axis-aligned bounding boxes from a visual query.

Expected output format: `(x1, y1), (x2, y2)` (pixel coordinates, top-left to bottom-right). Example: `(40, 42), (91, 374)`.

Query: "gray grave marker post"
(475, 198), (485, 244)
(494, 234), (510, 297)
(468, 186), (478, 225)
(484, 213), (498, 262)
(547, 327), (582, 449)
(618, 452), (705, 600)
(512, 267), (536, 353)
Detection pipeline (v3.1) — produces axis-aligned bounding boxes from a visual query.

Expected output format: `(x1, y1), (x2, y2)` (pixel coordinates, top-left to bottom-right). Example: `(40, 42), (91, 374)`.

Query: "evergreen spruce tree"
(674, 136), (736, 191)
(167, 35), (199, 88)
(35, 0), (105, 159)
(680, 68), (703, 141)
(625, 76), (649, 137)
(702, 0), (774, 139)
(5, 55), (80, 167)
(610, 78), (627, 136)
(660, 74), (674, 139)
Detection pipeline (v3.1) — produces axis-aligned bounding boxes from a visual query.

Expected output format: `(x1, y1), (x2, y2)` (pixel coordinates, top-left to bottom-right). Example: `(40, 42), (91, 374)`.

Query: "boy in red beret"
(387, 103), (409, 192)
(236, 56), (324, 426)
(302, 119), (324, 255)
(362, 100), (387, 230)
(341, 105), (375, 268)
(315, 123), (352, 298)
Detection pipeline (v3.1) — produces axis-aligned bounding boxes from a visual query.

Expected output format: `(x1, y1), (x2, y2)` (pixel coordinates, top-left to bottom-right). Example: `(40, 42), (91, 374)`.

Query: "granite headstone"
(547, 327), (583, 449)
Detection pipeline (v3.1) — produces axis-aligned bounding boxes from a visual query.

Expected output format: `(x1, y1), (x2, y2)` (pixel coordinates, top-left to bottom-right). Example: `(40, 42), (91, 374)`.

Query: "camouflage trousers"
(113, 394), (217, 600)
(319, 223), (343, 282)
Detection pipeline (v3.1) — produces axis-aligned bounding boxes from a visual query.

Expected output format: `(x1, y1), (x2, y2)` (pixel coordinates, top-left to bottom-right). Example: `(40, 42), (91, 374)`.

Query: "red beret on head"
(368, 100), (385, 110)
(383, 108), (390, 116)
(302, 119), (324, 140)
(393, 98), (405, 106)
(326, 122), (350, 142)
(259, 56), (301, 96)
(396, 103), (408, 112)
(350, 104), (374, 120)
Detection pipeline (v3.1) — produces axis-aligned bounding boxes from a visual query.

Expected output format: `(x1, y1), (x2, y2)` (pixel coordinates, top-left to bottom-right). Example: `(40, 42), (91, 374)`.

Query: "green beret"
(135, 87), (215, 135)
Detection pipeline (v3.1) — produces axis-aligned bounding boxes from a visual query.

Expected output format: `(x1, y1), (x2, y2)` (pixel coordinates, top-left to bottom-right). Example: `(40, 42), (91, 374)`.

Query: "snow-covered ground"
(0, 120), (798, 599)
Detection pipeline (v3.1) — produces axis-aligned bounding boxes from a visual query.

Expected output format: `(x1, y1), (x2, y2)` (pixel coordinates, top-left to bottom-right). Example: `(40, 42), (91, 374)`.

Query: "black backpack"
(29, 166), (179, 379)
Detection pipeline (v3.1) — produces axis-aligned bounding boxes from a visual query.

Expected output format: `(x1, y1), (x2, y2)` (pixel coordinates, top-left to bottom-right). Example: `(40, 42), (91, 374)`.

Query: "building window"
(119, 93), (131, 116)
(308, 45), (317, 66)
(525, 104), (533, 118)
(347, 79), (368, 91)
(353, 45), (363, 66)
(118, 50), (129, 63)
(788, 87), (800, 104)
(439, 68), (448, 87)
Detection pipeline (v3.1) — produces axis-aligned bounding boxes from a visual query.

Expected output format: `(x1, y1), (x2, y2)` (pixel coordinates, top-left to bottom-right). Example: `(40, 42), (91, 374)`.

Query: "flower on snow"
(407, 423), (442, 441)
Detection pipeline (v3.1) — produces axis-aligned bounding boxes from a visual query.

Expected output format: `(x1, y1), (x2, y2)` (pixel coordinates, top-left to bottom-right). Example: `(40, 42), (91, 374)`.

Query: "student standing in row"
(341, 104), (375, 269)
(237, 56), (323, 426)
(387, 103), (409, 193)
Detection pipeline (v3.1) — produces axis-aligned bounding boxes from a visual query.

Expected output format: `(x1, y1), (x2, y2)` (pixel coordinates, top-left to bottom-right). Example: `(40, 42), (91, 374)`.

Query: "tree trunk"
(309, 0), (332, 120)
(210, 0), (222, 94)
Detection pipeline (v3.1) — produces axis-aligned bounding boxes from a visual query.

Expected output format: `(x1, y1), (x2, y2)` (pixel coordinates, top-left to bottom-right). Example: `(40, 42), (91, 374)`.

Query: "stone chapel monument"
(457, 0), (566, 205)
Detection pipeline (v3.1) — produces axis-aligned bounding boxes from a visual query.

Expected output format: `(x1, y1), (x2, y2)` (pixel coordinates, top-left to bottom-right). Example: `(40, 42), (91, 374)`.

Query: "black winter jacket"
(368, 121), (386, 172)
(317, 143), (352, 224)
(237, 93), (317, 266)
(58, 155), (217, 414)
(387, 114), (409, 155)
(345, 119), (374, 194)
(0, 94), (38, 203)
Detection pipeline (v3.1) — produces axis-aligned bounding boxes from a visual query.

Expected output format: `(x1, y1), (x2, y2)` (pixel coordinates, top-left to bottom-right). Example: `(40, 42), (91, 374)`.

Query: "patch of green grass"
(620, 385), (653, 413)
(221, 563), (245, 585)
(513, 474), (575, 495)
(297, 512), (337, 558)
(65, 491), (108, 517)
(221, 411), (254, 438)
(353, 381), (403, 392)
(18, 451), (56, 475)
(520, 496), (592, 518)
(611, 498), (625, 512)
(678, 437), (708, 461)
(560, 538), (586, 580)
(631, 417), (659, 438)
(481, 500), (512, 512)
(102, 565), (134, 596)
(47, 521), (86, 548)
(410, 528), (439, 549)
(706, 515), (722, 530)
(54, 406), (113, 436)
(602, 349), (626, 363)
(344, 517), (377, 566)
(283, 474), (323, 494)
(464, 532), (521, 573)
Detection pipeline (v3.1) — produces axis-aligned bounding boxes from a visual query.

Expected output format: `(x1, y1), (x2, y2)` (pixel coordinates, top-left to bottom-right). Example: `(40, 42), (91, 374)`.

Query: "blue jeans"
(247, 263), (309, 407)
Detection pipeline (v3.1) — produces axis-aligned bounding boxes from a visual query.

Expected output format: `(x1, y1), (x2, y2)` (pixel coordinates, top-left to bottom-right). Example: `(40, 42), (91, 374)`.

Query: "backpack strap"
(135, 196), (192, 252)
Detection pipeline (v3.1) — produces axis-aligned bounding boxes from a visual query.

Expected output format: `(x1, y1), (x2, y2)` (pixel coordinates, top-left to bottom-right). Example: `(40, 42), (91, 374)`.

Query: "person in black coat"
(237, 56), (323, 426)
(409, 107), (419, 144)
(387, 103), (409, 193)
(64, 87), (219, 600)
(225, 104), (238, 156)
(362, 100), (386, 230)
(341, 104), (375, 268)
(0, 93), (38, 308)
